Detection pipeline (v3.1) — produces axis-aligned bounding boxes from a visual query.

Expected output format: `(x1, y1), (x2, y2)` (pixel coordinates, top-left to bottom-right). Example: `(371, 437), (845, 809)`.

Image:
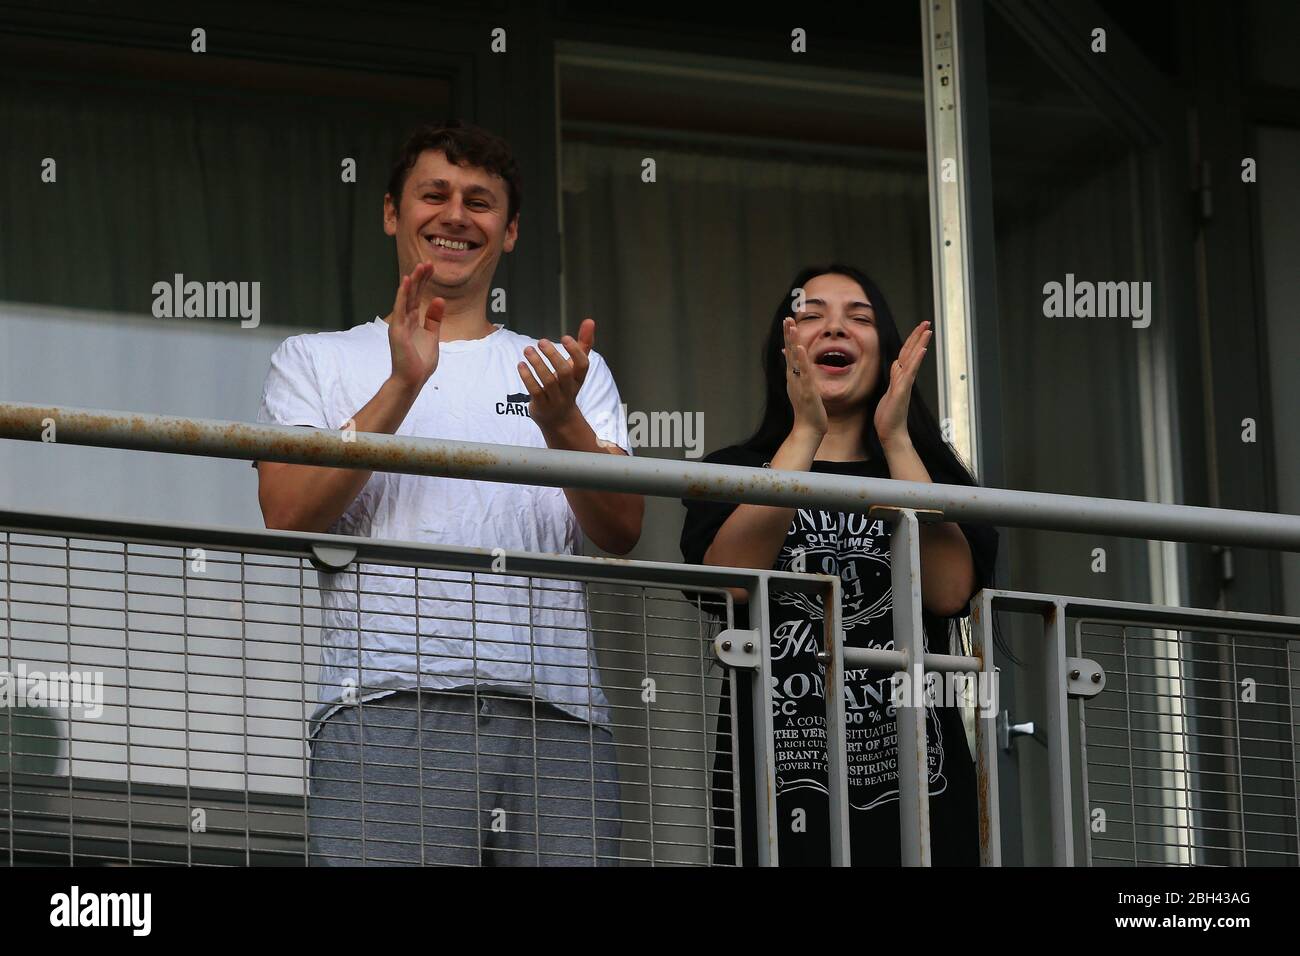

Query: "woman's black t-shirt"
(679, 444), (998, 866)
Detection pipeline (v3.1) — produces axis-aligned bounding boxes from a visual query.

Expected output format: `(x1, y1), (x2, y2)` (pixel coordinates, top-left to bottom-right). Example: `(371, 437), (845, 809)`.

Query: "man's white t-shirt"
(255, 317), (631, 731)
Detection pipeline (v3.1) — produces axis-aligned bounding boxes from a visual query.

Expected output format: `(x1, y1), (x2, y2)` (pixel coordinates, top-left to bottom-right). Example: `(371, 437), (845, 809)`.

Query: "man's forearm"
(539, 413), (644, 555)
(257, 376), (422, 532)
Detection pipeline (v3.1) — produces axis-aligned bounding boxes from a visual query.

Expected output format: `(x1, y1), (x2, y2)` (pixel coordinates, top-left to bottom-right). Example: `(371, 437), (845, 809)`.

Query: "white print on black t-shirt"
(768, 507), (948, 812)
(773, 512), (891, 628)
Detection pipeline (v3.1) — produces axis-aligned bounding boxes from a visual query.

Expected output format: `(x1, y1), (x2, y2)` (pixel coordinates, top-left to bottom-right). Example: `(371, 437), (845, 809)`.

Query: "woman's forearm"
(702, 426), (824, 600)
(880, 435), (977, 615)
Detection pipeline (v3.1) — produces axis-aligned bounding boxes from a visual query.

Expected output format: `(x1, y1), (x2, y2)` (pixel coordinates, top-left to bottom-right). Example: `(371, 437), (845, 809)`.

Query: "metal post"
(921, 0), (980, 477)
(749, 575), (780, 866)
(1043, 600), (1075, 865)
(971, 591), (1002, 865)
(821, 574), (851, 866)
(1073, 619), (1094, 867)
(891, 509), (932, 866)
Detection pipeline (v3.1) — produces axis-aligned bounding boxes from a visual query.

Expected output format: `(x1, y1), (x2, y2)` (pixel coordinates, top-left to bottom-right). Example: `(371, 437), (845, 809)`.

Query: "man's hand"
(513, 319), (642, 554)
(389, 262), (445, 393)
(517, 318), (596, 434)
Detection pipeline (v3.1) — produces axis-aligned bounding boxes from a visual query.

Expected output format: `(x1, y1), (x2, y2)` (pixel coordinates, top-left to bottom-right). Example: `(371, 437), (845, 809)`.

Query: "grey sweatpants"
(307, 689), (622, 866)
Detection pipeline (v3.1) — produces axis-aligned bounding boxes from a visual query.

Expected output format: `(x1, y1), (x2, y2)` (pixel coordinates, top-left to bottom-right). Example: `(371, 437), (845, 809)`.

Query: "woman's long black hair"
(743, 263), (1009, 658)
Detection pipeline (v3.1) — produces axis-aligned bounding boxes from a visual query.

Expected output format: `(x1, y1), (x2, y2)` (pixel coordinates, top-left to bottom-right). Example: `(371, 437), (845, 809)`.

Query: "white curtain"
(561, 138), (935, 565)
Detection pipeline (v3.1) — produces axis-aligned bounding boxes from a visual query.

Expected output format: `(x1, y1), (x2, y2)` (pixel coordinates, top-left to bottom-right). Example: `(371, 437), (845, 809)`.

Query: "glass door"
(935, 0), (1204, 864)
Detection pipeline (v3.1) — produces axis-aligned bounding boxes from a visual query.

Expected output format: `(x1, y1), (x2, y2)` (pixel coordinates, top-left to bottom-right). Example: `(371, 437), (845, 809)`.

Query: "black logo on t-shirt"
(496, 392), (532, 417)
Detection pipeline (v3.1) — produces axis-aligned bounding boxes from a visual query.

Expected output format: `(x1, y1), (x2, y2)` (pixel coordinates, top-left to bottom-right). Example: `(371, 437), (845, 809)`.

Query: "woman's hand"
(782, 317), (828, 439)
(873, 320), (932, 450)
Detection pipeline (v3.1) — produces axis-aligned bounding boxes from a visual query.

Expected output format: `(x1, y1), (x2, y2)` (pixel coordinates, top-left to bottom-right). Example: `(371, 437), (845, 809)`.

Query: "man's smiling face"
(384, 148), (518, 293)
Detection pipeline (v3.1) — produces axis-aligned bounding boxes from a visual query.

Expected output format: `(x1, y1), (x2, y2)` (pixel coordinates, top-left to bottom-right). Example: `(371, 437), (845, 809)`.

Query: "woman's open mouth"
(814, 350), (856, 375)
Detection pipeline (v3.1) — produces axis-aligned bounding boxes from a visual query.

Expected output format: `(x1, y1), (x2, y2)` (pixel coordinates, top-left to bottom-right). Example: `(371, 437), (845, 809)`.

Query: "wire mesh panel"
(1078, 621), (1300, 866)
(587, 584), (732, 866)
(0, 530), (736, 866)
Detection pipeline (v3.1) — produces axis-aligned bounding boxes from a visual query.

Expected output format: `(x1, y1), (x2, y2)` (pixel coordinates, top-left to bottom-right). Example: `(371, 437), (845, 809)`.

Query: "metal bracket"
(868, 505), (946, 524)
(309, 544), (357, 572)
(713, 629), (760, 670)
(1065, 657), (1106, 699)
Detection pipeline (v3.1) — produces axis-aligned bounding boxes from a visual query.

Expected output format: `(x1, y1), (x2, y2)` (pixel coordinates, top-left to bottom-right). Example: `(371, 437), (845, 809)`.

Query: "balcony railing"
(1, 401), (1299, 866)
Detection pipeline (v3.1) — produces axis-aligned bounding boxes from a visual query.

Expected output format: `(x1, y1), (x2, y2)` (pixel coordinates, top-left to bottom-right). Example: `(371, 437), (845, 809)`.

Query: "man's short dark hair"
(386, 120), (522, 223)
